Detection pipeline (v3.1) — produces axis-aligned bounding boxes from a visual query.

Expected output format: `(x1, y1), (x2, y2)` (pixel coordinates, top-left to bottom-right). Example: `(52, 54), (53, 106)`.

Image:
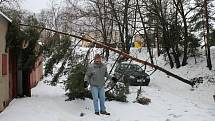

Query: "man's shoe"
(100, 111), (110, 115)
(95, 112), (100, 115)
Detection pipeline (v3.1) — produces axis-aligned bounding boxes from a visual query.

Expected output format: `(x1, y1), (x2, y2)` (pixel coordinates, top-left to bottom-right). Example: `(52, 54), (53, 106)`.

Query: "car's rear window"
(119, 64), (129, 70)
(118, 64), (143, 72)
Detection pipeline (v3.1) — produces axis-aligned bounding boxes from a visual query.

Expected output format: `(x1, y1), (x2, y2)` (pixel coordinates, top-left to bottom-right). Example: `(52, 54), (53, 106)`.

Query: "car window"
(116, 64), (124, 71)
(117, 64), (129, 71)
(130, 65), (136, 70)
(135, 65), (143, 72)
(121, 64), (129, 70)
(118, 63), (143, 72)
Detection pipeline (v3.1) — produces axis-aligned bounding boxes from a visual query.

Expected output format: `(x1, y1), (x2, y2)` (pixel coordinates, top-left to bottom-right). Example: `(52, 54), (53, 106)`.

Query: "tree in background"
(188, 34), (201, 64)
(143, 0), (175, 68)
(107, 0), (135, 54)
(136, 0), (154, 64)
(209, 30), (215, 46)
(191, 0), (214, 70)
(6, 13), (42, 96)
(0, 0), (21, 10)
(65, 63), (90, 100)
(172, 0), (192, 66)
(203, 0), (212, 70)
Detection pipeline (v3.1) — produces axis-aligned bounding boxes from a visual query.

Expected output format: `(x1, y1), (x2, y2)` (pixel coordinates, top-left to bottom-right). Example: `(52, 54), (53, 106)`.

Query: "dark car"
(114, 63), (150, 86)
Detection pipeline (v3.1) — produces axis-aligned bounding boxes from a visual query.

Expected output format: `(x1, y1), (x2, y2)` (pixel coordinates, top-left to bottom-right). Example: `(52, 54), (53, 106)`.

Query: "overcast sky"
(21, 0), (50, 13)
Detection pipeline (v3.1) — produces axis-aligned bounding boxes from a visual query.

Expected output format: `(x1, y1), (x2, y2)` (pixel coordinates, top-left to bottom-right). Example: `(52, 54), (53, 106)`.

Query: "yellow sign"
(134, 41), (142, 48)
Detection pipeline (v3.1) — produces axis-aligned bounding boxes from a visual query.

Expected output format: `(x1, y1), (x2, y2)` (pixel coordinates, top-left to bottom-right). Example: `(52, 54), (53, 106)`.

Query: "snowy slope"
(0, 47), (215, 121)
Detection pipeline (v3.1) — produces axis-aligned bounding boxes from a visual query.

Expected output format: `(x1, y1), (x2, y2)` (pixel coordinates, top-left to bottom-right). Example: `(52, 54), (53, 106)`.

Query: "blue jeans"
(90, 85), (106, 112)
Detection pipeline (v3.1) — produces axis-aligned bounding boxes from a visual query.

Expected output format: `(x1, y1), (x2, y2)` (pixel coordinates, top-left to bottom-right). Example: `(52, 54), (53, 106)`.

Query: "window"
(2, 54), (7, 75)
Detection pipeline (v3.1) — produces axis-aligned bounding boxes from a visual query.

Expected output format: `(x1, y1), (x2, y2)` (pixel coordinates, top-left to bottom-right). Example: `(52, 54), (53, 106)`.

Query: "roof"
(0, 11), (12, 23)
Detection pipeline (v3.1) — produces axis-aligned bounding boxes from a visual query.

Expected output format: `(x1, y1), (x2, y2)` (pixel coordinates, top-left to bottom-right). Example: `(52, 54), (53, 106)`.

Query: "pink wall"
(30, 55), (43, 88)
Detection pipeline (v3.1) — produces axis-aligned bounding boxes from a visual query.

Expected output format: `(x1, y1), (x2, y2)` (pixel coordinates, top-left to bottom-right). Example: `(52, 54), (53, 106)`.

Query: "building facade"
(0, 11), (43, 112)
(0, 11), (12, 112)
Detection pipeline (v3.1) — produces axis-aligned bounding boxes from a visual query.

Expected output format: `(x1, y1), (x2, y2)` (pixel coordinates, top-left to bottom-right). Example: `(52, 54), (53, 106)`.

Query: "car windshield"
(118, 63), (143, 72)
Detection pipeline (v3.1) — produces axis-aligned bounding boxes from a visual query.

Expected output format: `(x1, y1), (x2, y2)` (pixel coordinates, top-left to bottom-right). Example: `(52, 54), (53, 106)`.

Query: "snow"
(0, 47), (215, 121)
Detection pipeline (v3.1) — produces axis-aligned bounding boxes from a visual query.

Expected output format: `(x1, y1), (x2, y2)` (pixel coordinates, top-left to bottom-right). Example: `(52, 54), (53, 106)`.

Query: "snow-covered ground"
(0, 47), (215, 121)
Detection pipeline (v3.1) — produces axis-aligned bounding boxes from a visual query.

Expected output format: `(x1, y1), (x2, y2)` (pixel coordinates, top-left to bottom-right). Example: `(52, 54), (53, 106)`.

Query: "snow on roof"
(0, 11), (12, 23)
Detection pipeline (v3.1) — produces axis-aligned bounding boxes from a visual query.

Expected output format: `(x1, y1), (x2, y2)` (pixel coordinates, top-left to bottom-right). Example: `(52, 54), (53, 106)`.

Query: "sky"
(21, 0), (50, 13)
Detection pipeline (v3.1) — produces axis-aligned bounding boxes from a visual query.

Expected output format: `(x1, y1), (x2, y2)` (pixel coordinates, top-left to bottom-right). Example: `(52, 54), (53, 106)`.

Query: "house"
(0, 11), (43, 112)
(0, 11), (12, 112)
(81, 31), (101, 47)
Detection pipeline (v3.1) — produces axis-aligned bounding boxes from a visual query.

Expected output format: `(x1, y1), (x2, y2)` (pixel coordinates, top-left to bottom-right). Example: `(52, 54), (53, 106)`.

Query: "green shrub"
(65, 63), (91, 100)
(106, 82), (128, 102)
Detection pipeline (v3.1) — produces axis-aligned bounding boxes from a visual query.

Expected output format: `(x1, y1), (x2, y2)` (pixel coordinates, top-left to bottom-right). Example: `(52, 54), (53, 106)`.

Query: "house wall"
(0, 15), (10, 112)
(111, 31), (120, 44)
(81, 31), (101, 47)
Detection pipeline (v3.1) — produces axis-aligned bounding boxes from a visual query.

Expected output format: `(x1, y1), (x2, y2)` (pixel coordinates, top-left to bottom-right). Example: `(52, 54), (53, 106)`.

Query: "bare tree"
(85, 0), (114, 60)
(136, 0), (154, 64)
(203, 0), (212, 70)
(143, 0), (175, 68)
(190, 0), (214, 70)
(107, 0), (134, 53)
(0, 0), (21, 10)
(172, 0), (194, 66)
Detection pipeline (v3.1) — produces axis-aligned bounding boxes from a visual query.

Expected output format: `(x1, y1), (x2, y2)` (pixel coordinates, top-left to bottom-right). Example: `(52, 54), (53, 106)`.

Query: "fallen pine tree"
(19, 23), (195, 87)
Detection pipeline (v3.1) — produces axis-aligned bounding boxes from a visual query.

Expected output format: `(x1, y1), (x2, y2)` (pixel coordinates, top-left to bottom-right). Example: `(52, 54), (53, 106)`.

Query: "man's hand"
(84, 81), (89, 88)
(112, 77), (118, 83)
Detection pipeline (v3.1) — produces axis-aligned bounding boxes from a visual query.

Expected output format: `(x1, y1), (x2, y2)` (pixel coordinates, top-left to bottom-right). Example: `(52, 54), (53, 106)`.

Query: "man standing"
(84, 54), (117, 115)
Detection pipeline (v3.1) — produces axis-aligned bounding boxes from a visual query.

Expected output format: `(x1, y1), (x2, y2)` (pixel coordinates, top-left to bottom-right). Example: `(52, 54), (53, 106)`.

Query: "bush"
(65, 63), (91, 100)
(106, 82), (128, 102)
(137, 96), (151, 105)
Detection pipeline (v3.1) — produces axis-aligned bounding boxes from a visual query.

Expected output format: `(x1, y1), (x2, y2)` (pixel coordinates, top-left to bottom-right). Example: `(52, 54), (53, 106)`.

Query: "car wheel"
(145, 79), (150, 86)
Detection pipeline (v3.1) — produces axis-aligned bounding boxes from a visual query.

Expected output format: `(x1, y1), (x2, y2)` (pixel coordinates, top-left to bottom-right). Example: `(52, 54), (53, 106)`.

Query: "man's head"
(94, 54), (102, 64)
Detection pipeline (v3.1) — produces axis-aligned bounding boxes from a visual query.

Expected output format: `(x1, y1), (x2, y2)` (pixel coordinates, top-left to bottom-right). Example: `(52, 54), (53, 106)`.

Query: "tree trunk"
(108, 0), (126, 52)
(172, 6), (181, 68)
(181, 23), (188, 66)
(172, 48), (181, 68)
(166, 48), (174, 68)
(156, 27), (160, 57)
(124, 0), (130, 54)
(136, 0), (154, 64)
(204, 0), (212, 70)
(172, 0), (189, 66)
